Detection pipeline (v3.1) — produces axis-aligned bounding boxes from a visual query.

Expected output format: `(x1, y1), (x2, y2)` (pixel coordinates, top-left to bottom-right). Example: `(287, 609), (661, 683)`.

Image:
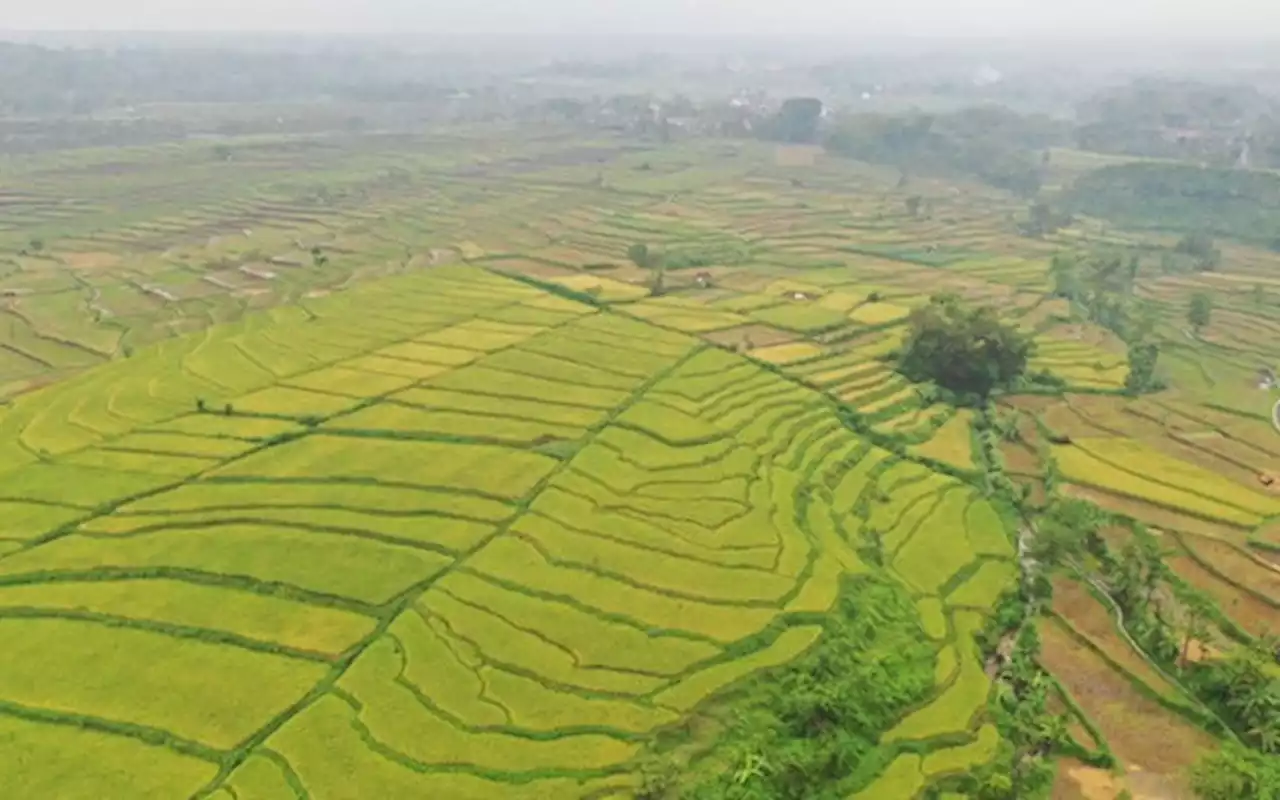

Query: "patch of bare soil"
(1057, 762), (1189, 800)
(1000, 439), (1041, 476)
(1182, 639), (1222, 665)
(1056, 763), (1122, 800)
(1037, 619), (1213, 796)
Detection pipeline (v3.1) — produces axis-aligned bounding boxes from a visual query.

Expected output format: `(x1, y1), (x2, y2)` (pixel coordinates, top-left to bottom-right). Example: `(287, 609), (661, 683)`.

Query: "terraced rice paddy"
(0, 254), (1022, 798)
(4, 132), (1279, 798)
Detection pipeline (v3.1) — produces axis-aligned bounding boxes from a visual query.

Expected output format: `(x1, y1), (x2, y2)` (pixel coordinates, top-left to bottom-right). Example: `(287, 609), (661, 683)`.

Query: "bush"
(1192, 743), (1280, 800)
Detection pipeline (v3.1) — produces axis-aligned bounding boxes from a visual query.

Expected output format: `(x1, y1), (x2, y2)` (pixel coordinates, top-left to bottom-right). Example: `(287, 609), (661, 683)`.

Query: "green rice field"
(1, 129), (1277, 799)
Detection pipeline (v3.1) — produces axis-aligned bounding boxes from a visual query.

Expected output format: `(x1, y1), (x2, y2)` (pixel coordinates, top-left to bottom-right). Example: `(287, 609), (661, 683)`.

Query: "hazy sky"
(4, 0), (1279, 38)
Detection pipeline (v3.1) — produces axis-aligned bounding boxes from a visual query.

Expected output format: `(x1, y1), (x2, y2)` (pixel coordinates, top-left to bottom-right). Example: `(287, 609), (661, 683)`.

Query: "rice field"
(1054, 438), (1279, 527)
(0, 237), (1031, 796)
(3, 131), (1274, 798)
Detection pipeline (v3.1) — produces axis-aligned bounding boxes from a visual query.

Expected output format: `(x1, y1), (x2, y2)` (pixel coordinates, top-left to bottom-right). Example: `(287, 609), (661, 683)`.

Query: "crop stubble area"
(3, 135), (1278, 799)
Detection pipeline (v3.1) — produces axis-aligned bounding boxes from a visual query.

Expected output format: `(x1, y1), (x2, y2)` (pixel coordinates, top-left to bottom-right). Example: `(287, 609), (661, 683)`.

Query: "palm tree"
(1250, 720), (1280, 754)
(733, 752), (770, 785)
(1226, 681), (1268, 721)
(1180, 595), (1213, 671)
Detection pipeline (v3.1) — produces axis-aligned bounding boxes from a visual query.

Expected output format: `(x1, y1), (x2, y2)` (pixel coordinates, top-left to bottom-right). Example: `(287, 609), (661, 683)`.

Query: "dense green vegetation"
(1075, 78), (1276, 165)
(898, 295), (1035, 401)
(760, 98), (826, 144)
(825, 107), (1067, 196)
(655, 577), (936, 800)
(1192, 742), (1280, 799)
(1063, 162), (1280, 244)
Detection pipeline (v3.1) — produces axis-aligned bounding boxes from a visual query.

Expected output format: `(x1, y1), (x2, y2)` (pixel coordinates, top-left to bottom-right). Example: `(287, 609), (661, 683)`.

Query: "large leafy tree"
(898, 294), (1035, 400)
(1188, 291), (1214, 334)
(627, 242), (653, 269)
(1175, 231), (1222, 270)
(768, 97), (824, 144)
(1124, 341), (1161, 393)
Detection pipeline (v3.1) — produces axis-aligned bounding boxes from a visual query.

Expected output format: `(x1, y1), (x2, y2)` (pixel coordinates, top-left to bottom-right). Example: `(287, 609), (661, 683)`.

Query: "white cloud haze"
(3, 0), (1279, 38)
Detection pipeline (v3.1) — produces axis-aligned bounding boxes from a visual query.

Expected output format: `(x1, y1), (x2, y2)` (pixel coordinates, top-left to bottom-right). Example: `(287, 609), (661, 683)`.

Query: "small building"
(694, 271), (713, 289)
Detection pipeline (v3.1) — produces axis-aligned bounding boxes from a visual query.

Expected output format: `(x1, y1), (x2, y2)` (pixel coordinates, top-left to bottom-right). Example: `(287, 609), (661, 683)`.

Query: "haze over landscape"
(0, 3), (1278, 800)
(5, 0), (1280, 37)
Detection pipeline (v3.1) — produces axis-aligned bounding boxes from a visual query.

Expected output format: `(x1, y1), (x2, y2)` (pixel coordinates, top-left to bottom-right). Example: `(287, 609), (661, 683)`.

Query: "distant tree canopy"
(1064, 162), (1280, 246)
(824, 107), (1065, 198)
(1048, 254), (1083, 301)
(1173, 231), (1222, 270)
(627, 242), (652, 269)
(761, 97), (824, 144)
(1074, 78), (1277, 166)
(542, 97), (587, 121)
(1020, 201), (1074, 238)
(1048, 250), (1145, 339)
(898, 294), (1035, 400)
(1125, 341), (1161, 394)
(1188, 292), (1213, 333)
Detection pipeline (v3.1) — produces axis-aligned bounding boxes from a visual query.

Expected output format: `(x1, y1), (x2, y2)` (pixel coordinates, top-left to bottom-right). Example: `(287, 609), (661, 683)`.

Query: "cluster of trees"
(1173, 232), (1223, 271)
(1064, 162), (1280, 247)
(1189, 637), (1280, 753)
(627, 243), (667, 296)
(1030, 499), (1280, 798)
(1018, 201), (1075, 238)
(1047, 250), (1171, 393)
(976, 623), (1070, 798)
(1048, 251), (1143, 305)
(824, 106), (1068, 197)
(1042, 238), (1227, 384)
(1188, 291), (1214, 335)
(642, 576), (938, 799)
(758, 97), (825, 144)
(897, 294), (1035, 402)
(1103, 533), (1280, 781)
(967, 496), (1085, 799)
(1074, 78), (1277, 166)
